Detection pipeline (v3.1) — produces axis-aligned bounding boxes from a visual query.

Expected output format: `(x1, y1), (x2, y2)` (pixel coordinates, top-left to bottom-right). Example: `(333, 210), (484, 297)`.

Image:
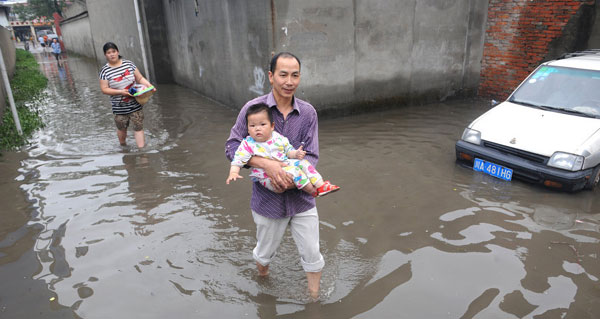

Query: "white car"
(36, 30), (58, 41)
(456, 50), (600, 191)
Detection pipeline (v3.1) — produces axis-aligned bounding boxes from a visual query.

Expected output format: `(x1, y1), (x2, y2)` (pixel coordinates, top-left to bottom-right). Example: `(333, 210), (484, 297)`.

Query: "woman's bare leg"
(117, 129), (127, 146)
(134, 130), (145, 148)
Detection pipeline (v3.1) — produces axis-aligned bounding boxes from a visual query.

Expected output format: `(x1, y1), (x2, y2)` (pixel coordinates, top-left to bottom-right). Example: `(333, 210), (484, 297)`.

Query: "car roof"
(547, 50), (600, 71)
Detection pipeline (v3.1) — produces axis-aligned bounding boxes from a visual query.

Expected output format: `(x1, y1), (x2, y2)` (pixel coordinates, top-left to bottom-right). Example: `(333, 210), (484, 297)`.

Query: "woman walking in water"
(99, 42), (155, 148)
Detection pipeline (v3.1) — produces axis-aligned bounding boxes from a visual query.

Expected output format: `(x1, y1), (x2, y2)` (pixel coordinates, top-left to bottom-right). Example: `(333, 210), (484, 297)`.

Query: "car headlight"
(547, 152), (584, 171)
(461, 128), (481, 145)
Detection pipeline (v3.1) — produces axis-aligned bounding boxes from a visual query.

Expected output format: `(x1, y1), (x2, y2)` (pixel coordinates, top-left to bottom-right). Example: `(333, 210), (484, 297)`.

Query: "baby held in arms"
(226, 103), (340, 197)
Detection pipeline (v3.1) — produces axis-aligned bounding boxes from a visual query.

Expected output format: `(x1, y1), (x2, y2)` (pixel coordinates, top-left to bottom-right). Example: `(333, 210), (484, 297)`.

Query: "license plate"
(473, 158), (513, 181)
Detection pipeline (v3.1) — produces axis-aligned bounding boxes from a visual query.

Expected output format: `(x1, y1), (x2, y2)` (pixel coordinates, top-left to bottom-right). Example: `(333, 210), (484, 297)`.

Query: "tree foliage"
(12, 0), (66, 21)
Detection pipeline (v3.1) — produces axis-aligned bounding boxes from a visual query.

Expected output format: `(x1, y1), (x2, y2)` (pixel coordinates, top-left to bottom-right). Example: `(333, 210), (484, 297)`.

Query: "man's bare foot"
(256, 262), (269, 276)
(306, 271), (321, 299)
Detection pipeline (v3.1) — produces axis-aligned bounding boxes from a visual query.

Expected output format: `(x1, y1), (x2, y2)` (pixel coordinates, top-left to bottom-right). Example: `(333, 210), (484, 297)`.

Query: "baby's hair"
(245, 103), (273, 123)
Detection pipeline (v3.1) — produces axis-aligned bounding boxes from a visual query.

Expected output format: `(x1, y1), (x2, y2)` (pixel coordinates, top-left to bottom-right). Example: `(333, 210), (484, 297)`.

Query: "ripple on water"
(7, 55), (600, 317)
(20, 149), (230, 315)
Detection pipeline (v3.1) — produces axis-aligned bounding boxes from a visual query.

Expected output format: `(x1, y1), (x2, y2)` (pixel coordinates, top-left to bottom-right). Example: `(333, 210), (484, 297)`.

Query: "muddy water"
(0, 52), (598, 318)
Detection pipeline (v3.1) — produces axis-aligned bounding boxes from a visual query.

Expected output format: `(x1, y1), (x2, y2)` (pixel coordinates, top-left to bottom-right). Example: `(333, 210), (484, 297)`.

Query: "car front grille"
(482, 141), (549, 164)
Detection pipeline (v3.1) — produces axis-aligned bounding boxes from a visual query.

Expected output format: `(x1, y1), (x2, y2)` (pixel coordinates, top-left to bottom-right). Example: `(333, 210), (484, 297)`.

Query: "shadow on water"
(0, 50), (598, 318)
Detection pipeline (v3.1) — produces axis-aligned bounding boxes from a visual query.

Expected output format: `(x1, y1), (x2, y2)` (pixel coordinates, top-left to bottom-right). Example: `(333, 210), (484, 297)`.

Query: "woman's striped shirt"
(99, 59), (142, 115)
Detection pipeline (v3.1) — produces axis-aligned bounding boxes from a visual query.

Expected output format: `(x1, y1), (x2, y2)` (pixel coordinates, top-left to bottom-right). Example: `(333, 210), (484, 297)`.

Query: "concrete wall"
(60, 12), (96, 58)
(60, 1), (95, 58)
(289, 0), (488, 110)
(72, 0), (488, 111)
(61, 0), (172, 83)
(0, 27), (15, 76)
(162, 0), (272, 107)
(141, 0), (173, 83)
(0, 7), (9, 28)
(86, 0), (148, 76)
(0, 26), (16, 120)
(162, 0), (488, 111)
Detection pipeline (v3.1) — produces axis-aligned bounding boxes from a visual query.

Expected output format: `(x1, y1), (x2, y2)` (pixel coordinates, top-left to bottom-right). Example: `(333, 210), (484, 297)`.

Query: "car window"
(510, 66), (600, 117)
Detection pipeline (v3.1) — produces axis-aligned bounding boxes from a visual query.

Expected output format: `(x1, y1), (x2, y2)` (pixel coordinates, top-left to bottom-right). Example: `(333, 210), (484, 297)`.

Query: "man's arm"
(248, 156), (293, 192)
(300, 111), (319, 167)
(225, 105), (250, 161)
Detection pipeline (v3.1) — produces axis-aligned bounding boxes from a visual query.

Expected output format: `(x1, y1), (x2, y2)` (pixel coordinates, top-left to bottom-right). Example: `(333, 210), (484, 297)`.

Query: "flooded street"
(1, 51), (599, 318)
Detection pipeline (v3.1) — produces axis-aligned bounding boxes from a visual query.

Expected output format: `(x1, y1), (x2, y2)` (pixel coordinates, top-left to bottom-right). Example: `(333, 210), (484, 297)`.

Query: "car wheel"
(584, 165), (600, 190)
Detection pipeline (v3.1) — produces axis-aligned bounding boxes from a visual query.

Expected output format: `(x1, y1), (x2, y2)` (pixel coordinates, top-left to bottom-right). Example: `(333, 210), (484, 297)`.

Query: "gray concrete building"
(62, 0), (489, 111)
(60, 0), (95, 58)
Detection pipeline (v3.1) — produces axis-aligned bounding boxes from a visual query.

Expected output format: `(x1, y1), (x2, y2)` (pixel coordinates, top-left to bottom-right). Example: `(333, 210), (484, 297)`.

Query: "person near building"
(99, 42), (155, 148)
(225, 52), (327, 299)
(50, 38), (61, 63)
(39, 35), (46, 52)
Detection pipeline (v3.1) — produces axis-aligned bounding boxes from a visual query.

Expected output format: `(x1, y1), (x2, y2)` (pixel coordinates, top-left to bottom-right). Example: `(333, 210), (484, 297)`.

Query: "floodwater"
(0, 49), (599, 319)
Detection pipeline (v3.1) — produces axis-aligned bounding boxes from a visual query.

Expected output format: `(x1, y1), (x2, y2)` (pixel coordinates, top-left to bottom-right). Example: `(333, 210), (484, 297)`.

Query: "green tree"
(12, 4), (35, 21)
(12, 0), (66, 20)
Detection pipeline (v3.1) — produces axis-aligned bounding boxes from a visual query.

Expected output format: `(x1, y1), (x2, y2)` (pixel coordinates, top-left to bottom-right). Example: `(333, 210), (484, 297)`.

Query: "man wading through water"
(225, 52), (324, 298)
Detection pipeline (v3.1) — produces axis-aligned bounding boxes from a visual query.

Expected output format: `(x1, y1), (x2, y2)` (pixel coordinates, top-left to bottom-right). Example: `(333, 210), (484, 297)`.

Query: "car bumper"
(455, 140), (592, 191)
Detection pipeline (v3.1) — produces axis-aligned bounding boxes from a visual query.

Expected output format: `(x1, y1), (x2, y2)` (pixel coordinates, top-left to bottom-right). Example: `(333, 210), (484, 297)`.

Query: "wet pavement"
(0, 48), (599, 318)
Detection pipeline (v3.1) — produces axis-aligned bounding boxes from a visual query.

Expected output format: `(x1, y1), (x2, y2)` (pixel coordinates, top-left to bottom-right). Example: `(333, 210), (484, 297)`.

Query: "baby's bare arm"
(226, 166), (243, 184)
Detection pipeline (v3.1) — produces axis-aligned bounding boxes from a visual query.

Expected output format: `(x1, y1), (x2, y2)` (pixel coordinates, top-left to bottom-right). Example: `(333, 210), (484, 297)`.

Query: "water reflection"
(0, 52), (598, 318)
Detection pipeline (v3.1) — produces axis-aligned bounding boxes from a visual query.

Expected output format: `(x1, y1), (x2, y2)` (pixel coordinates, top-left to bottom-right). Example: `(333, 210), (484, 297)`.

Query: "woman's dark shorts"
(114, 110), (144, 131)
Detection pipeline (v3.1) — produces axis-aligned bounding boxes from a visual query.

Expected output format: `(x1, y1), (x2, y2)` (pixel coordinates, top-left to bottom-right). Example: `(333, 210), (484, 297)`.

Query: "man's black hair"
(246, 103), (273, 123)
(102, 42), (123, 59)
(269, 52), (301, 73)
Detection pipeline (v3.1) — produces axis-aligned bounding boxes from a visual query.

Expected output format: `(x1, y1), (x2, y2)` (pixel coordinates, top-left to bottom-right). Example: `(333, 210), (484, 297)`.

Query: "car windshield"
(509, 65), (600, 118)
